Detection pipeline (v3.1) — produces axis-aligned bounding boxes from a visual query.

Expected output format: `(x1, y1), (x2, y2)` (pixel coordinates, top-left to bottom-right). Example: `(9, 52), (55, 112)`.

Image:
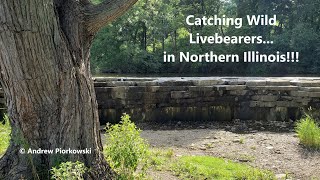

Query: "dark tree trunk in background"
(0, 0), (137, 179)
(143, 22), (147, 51)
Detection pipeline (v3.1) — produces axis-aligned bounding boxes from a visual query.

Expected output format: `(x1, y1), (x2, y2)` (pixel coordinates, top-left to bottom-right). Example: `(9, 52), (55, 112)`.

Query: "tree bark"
(0, 0), (137, 179)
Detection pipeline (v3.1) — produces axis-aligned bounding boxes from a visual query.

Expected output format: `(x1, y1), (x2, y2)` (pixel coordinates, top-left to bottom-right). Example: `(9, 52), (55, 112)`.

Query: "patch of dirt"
(147, 170), (180, 180)
(140, 122), (320, 180)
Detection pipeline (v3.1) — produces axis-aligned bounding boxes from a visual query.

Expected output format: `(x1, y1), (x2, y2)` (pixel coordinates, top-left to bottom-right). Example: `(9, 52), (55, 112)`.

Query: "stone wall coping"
(93, 77), (320, 88)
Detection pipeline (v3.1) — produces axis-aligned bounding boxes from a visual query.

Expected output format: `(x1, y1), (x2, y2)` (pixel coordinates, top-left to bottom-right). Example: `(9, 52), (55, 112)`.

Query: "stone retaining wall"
(1, 77), (320, 123)
(94, 77), (320, 124)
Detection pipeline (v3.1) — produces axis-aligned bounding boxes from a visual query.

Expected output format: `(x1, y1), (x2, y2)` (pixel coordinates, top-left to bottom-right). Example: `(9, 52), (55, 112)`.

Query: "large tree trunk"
(0, 0), (137, 179)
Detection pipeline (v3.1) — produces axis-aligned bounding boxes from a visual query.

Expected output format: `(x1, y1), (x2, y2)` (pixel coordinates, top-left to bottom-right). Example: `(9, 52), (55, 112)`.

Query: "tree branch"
(84, 0), (138, 34)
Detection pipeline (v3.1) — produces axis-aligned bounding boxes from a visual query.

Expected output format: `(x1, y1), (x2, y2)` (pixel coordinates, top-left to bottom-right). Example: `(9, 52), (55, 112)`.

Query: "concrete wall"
(2, 77), (320, 123)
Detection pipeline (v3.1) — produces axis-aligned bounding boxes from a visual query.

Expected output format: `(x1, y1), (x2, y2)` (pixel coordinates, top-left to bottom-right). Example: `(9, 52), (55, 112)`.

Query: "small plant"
(295, 113), (320, 149)
(0, 114), (11, 155)
(104, 113), (149, 180)
(238, 154), (256, 162)
(250, 146), (257, 150)
(51, 161), (87, 180)
(239, 138), (245, 144)
(164, 148), (174, 158)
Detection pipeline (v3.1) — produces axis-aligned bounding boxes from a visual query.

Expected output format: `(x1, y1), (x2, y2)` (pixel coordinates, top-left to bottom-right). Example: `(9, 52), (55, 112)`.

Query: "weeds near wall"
(295, 113), (320, 150)
(104, 113), (149, 180)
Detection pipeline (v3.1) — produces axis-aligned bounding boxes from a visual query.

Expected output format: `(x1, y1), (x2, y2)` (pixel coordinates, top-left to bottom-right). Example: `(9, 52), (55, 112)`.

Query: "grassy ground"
(0, 115), (10, 155)
(149, 148), (276, 180)
(172, 156), (275, 180)
(0, 118), (277, 180)
(0, 115), (278, 179)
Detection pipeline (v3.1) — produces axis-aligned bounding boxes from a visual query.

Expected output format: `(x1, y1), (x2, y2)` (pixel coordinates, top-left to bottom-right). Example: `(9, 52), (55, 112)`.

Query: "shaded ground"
(138, 120), (320, 179)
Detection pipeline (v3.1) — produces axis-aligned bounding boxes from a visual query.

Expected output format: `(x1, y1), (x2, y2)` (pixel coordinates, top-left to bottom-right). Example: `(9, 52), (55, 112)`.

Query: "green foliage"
(172, 156), (276, 180)
(104, 114), (149, 180)
(295, 114), (320, 149)
(51, 161), (87, 180)
(0, 114), (11, 155)
(90, 0), (320, 76)
(91, 0), (101, 4)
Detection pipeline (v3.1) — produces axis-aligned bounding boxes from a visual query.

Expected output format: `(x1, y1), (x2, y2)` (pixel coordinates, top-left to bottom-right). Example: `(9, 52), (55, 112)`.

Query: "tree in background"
(0, 0), (137, 179)
(91, 0), (320, 76)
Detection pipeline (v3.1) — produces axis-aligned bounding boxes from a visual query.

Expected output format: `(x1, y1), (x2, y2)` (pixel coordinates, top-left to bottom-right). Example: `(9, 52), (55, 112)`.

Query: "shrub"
(0, 114), (11, 155)
(295, 114), (320, 149)
(104, 113), (149, 180)
(51, 161), (87, 180)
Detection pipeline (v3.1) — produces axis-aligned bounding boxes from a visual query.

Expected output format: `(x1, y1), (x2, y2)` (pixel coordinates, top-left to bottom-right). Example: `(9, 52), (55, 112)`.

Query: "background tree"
(0, 0), (137, 179)
(91, 0), (320, 76)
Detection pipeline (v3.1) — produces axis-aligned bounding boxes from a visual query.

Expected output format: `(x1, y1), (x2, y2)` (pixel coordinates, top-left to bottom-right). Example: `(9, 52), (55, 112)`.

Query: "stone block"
(159, 80), (193, 86)
(127, 86), (146, 93)
(94, 82), (109, 87)
(157, 86), (188, 92)
(308, 92), (320, 98)
(213, 85), (246, 91)
(229, 90), (249, 96)
(171, 91), (191, 99)
(249, 101), (276, 107)
(146, 86), (160, 92)
(202, 90), (218, 97)
(281, 96), (293, 101)
(96, 92), (112, 100)
(188, 86), (202, 92)
(170, 98), (196, 106)
(155, 92), (170, 100)
(299, 87), (320, 92)
(290, 91), (309, 97)
(125, 78), (156, 82)
(251, 95), (279, 102)
(227, 81), (246, 85)
(246, 80), (267, 86)
(292, 97), (311, 103)
(201, 86), (215, 92)
(263, 107), (300, 121)
(136, 81), (159, 86)
(249, 86), (299, 91)
(93, 77), (109, 82)
(276, 101), (300, 107)
(192, 79), (226, 86)
(291, 80), (320, 87)
(201, 97), (216, 102)
(97, 99), (117, 108)
(266, 80), (291, 86)
(95, 87), (113, 93)
(111, 87), (129, 99)
(106, 81), (138, 86)
(126, 92), (145, 100)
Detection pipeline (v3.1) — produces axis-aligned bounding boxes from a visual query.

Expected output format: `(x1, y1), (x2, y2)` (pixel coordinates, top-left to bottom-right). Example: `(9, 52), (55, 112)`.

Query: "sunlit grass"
(296, 114), (320, 149)
(172, 156), (276, 180)
(148, 148), (275, 180)
(0, 114), (11, 155)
